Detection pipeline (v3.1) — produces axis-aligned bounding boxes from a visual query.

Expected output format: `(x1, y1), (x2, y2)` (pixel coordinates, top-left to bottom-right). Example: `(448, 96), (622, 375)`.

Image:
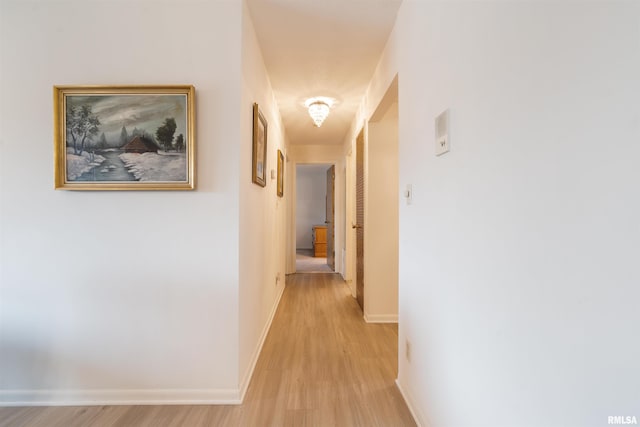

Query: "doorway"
(295, 163), (335, 273)
(346, 76), (399, 322)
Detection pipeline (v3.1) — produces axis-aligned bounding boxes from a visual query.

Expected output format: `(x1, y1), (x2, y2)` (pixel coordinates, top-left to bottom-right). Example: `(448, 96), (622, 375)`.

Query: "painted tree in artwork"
(175, 133), (185, 152)
(66, 104), (100, 155)
(156, 117), (177, 151)
(98, 132), (107, 149)
(120, 126), (130, 146)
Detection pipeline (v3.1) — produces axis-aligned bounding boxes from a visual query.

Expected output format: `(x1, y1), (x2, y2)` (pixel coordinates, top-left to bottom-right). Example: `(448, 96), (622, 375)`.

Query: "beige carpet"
(296, 249), (334, 273)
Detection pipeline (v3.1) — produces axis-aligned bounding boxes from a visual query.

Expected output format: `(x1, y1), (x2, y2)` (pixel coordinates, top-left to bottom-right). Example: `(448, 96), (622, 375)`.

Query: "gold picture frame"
(252, 103), (268, 187)
(277, 149), (284, 197)
(54, 85), (195, 190)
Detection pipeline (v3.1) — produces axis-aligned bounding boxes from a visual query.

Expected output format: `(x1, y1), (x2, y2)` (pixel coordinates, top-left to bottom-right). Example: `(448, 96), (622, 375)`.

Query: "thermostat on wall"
(435, 109), (450, 156)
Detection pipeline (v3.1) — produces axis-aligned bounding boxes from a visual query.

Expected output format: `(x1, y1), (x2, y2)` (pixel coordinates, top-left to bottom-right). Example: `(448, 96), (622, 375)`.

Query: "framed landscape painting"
(252, 103), (267, 187)
(277, 149), (284, 197)
(54, 85), (195, 190)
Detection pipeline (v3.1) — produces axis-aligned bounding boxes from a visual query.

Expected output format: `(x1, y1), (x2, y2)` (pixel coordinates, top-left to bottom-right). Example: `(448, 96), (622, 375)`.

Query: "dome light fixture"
(304, 97), (335, 127)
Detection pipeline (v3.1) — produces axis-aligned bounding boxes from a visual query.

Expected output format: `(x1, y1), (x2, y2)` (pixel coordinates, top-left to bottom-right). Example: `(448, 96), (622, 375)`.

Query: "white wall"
(0, 0), (287, 405)
(295, 165), (329, 250)
(354, 2), (640, 426)
(364, 102), (399, 322)
(238, 0), (287, 399)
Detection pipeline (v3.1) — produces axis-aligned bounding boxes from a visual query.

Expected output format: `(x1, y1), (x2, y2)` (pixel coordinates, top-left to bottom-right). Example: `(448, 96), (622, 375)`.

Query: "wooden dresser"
(312, 225), (327, 257)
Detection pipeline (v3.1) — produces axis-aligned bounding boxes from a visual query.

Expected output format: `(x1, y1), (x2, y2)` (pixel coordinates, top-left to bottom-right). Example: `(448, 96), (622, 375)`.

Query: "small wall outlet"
(276, 272), (281, 286)
(405, 339), (411, 363)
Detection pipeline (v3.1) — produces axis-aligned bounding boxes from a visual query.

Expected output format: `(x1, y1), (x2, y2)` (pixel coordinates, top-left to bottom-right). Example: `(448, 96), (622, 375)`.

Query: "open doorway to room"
(295, 163), (336, 273)
(346, 76), (399, 322)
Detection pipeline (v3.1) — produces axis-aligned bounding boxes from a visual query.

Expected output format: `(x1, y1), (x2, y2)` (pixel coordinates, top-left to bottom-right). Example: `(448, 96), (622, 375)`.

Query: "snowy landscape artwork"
(54, 86), (195, 190)
(252, 103), (268, 187)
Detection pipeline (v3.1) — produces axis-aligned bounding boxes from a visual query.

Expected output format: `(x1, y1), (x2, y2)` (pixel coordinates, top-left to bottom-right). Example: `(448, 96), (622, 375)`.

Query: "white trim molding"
(395, 379), (427, 427)
(0, 388), (241, 407)
(364, 313), (398, 323)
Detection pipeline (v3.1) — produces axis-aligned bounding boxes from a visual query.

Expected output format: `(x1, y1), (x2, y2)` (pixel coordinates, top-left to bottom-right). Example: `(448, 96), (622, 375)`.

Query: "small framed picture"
(252, 103), (268, 187)
(53, 85), (195, 190)
(277, 149), (284, 197)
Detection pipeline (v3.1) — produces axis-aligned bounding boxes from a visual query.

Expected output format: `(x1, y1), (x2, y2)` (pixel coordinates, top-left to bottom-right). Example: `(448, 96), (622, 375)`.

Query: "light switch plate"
(435, 109), (450, 156)
(436, 135), (449, 155)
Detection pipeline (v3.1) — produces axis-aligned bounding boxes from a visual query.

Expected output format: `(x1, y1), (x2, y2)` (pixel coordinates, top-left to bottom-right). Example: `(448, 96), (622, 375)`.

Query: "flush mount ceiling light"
(304, 97), (335, 127)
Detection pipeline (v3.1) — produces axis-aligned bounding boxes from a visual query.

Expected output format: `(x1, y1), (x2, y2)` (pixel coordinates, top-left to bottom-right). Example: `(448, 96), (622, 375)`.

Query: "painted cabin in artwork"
(122, 136), (159, 154)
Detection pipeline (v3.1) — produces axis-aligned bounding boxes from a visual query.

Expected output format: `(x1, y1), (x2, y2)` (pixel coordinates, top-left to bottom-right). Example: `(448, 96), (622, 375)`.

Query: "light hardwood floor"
(0, 273), (415, 427)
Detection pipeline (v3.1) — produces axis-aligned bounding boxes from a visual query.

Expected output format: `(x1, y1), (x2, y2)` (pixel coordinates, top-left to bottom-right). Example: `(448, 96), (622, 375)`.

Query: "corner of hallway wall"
(341, 19), (399, 291)
(364, 103), (399, 322)
(238, 0), (288, 398)
(0, 0), (244, 404)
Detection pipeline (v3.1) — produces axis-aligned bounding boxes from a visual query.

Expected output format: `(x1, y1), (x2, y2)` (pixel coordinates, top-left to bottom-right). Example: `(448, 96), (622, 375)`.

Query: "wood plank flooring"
(0, 273), (415, 427)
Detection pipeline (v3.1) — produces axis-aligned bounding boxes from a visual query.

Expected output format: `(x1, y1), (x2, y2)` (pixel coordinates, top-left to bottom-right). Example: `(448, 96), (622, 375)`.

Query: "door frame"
(286, 153), (345, 277)
(345, 128), (365, 299)
(344, 76), (399, 315)
(326, 165), (336, 271)
(355, 130), (365, 311)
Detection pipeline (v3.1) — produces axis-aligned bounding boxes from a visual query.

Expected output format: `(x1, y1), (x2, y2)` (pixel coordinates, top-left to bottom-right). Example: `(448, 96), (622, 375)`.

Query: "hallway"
(0, 274), (415, 427)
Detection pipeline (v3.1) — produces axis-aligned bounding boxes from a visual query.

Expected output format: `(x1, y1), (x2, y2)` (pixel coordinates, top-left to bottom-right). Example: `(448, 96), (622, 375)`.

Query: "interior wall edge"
(238, 282), (286, 402)
(395, 379), (426, 427)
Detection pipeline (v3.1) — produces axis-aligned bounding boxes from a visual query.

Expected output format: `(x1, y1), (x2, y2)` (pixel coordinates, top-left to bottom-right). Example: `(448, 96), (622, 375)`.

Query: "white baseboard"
(364, 313), (398, 323)
(395, 379), (427, 427)
(238, 282), (286, 402)
(0, 388), (241, 407)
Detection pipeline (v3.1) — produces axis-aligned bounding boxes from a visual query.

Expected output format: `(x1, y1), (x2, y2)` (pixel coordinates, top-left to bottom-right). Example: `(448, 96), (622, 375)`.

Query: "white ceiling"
(247, 0), (402, 145)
